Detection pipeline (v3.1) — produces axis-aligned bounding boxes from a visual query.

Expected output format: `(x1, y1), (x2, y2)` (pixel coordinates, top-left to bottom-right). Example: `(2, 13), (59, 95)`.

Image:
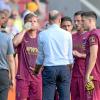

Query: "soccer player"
(82, 11), (100, 100)
(13, 12), (42, 100)
(71, 11), (89, 100)
(61, 16), (73, 33)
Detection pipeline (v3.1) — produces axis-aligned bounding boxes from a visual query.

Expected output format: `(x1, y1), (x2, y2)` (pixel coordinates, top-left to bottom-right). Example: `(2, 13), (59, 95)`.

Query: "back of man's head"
(49, 10), (61, 24)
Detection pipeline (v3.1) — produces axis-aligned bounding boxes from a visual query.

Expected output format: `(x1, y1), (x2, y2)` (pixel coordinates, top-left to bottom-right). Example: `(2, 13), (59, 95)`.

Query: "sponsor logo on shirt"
(26, 47), (38, 55)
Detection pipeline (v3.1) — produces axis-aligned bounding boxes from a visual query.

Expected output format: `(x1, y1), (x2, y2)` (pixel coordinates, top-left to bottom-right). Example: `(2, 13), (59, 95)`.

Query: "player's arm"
(13, 29), (27, 47)
(33, 32), (44, 75)
(7, 54), (16, 88)
(7, 38), (16, 89)
(85, 35), (98, 82)
(68, 33), (74, 70)
(73, 50), (86, 58)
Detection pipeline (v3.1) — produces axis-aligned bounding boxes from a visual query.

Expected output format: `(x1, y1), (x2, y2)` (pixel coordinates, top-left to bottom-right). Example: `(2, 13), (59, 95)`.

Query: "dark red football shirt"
(86, 29), (100, 81)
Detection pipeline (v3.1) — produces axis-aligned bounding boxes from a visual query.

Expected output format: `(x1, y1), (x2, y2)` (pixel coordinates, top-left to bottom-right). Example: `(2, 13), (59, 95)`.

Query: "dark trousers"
(0, 69), (10, 100)
(42, 65), (71, 100)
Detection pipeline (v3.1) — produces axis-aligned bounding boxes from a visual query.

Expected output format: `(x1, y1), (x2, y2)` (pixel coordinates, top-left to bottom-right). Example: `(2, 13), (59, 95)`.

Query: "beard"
(1, 23), (7, 28)
(83, 25), (89, 31)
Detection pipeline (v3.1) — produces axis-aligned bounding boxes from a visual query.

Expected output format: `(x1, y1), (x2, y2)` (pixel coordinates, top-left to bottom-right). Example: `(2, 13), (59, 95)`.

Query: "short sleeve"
(7, 38), (14, 55)
(88, 35), (98, 46)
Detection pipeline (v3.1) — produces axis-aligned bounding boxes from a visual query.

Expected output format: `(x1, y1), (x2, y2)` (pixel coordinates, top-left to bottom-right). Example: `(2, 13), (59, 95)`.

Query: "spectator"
(0, 0), (11, 14)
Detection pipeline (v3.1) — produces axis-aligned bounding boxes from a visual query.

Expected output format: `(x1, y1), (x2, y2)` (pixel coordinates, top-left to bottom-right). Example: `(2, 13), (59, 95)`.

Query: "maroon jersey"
(16, 32), (38, 80)
(72, 32), (89, 77)
(86, 29), (100, 81)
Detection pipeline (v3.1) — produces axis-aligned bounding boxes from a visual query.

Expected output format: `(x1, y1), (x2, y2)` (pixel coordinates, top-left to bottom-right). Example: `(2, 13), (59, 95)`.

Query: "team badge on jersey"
(89, 35), (98, 46)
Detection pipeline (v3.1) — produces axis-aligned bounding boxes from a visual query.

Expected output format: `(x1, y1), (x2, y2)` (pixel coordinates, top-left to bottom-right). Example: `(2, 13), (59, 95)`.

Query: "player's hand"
(33, 64), (42, 76)
(73, 50), (82, 58)
(85, 75), (94, 94)
(9, 79), (15, 90)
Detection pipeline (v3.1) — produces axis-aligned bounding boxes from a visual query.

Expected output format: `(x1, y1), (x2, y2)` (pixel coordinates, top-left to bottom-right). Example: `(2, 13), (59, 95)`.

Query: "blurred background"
(18, 0), (100, 26)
